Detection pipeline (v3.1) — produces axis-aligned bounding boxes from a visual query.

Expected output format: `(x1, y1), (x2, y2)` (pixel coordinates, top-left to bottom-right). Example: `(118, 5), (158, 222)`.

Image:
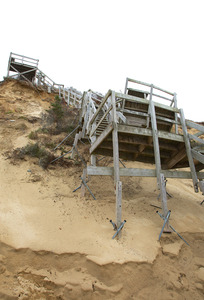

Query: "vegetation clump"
(22, 142), (55, 169)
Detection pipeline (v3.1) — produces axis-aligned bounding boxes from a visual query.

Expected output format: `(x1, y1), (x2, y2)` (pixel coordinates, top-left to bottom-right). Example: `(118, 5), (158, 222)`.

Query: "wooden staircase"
(74, 79), (204, 231)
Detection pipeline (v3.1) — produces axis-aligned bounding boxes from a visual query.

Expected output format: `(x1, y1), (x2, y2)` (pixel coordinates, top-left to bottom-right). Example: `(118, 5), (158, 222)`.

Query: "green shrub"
(23, 143), (55, 169)
(50, 95), (64, 121)
(28, 131), (38, 140)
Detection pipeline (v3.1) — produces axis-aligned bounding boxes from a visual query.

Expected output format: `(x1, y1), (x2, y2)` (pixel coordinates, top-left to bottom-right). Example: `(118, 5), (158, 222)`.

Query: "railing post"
(174, 93), (178, 134)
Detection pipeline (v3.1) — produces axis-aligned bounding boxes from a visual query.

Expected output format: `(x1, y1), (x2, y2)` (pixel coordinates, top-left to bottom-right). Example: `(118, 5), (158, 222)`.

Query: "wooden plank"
(189, 134), (204, 145)
(149, 85), (161, 187)
(119, 108), (149, 118)
(180, 109), (198, 192)
(194, 131), (204, 138)
(115, 92), (179, 113)
(87, 166), (204, 179)
(160, 174), (169, 221)
(127, 87), (150, 96)
(118, 124), (184, 142)
(186, 120), (204, 133)
(90, 123), (113, 154)
(156, 115), (178, 124)
(192, 150), (204, 164)
(116, 181), (122, 229)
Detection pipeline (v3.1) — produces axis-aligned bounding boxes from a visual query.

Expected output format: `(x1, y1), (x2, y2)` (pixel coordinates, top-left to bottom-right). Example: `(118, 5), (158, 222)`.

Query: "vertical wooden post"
(174, 93), (178, 134)
(91, 155), (96, 166)
(71, 133), (79, 159)
(124, 78), (128, 94)
(81, 168), (87, 197)
(111, 91), (120, 184)
(68, 90), (70, 106)
(180, 109), (198, 192)
(111, 91), (122, 230)
(160, 174), (168, 213)
(116, 181), (122, 231)
(149, 85), (162, 188)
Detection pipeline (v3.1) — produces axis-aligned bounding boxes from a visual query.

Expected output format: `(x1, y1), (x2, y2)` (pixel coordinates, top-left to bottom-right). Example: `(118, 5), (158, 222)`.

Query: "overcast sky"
(0, 0), (203, 121)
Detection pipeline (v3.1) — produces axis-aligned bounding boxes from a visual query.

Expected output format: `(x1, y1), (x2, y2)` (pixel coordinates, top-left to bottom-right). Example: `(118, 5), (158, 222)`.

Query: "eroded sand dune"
(0, 79), (204, 299)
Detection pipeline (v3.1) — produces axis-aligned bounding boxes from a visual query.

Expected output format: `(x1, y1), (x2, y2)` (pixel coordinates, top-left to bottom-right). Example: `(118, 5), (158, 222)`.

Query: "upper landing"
(7, 53), (39, 81)
(84, 79), (203, 172)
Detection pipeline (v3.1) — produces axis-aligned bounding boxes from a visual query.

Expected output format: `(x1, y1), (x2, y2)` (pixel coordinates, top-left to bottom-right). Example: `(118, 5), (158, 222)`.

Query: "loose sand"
(0, 79), (204, 299)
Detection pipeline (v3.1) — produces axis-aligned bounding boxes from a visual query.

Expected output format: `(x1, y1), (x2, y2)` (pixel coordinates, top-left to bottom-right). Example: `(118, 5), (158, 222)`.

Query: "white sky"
(0, 0), (203, 121)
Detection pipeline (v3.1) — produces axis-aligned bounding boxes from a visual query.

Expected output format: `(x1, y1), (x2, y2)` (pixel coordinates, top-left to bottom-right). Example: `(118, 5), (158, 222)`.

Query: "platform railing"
(8, 52), (39, 68)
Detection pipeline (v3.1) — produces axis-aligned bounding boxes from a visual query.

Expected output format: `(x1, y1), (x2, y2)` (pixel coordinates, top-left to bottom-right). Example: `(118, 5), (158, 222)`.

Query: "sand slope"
(0, 79), (204, 299)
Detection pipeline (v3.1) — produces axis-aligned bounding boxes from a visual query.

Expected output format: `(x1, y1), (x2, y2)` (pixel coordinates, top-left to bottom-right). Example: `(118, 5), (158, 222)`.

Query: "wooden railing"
(8, 52), (39, 69)
(125, 78), (179, 133)
(59, 86), (82, 108)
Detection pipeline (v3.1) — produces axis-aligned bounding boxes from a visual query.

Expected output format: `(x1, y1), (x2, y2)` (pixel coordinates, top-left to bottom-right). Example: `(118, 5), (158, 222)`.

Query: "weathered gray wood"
(126, 78), (174, 96)
(124, 78), (128, 94)
(90, 106), (112, 137)
(116, 181), (122, 229)
(127, 87), (150, 97)
(81, 168), (87, 197)
(118, 108), (149, 118)
(86, 166), (204, 179)
(189, 134), (204, 145)
(90, 123), (113, 154)
(115, 92), (179, 113)
(91, 155), (96, 166)
(89, 89), (111, 126)
(167, 148), (186, 169)
(180, 109), (198, 192)
(192, 149), (204, 164)
(71, 133), (79, 159)
(111, 91), (120, 184)
(156, 115), (178, 124)
(194, 131), (204, 138)
(160, 174), (169, 227)
(118, 124), (184, 142)
(149, 85), (162, 187)
(186, 121), (204, 133)
(174, 93), (178, 134)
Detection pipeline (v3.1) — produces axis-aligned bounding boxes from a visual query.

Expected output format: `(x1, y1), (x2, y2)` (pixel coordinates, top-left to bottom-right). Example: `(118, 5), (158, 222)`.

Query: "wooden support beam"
(118, 124), (184, 142)
(81, 168), (87, 197)
(149, 85), (162, 187)
(116, 181), (122, 229)
(189, 134), (204, 145)
(91, 155), (96, 166)
(180, 109), (199, 192)
(192, 150), (204, 164)
(186, 120), (204, 133)
(86, 166), (204, 179)
(71, 133), (79, 159)
(166, 148), (186, 169)
(111, 91), (120, 184)
(138, 144), (146, 153)
(160, 174), (169, 229)
(89, 90), (111, 125)
(90, 123), (113, 154)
